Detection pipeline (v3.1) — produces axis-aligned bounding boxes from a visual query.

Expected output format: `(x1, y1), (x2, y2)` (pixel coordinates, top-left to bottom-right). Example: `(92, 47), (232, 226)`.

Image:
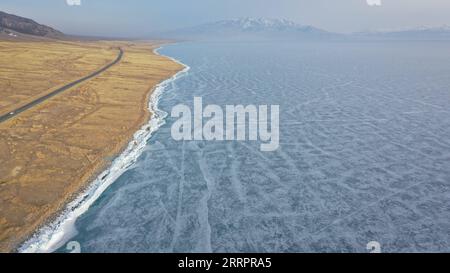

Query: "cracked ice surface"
(62, 41), (450, 253)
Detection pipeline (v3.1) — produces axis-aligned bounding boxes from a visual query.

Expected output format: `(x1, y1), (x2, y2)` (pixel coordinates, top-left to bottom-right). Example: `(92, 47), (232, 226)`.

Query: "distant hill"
(159, 18), (341, 41)
(0, 11), (64, 38)
(356, 26), (450, 40)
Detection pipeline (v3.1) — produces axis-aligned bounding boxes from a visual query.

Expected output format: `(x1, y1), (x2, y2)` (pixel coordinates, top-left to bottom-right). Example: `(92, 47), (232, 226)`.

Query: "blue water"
(60, 41), (450, 253)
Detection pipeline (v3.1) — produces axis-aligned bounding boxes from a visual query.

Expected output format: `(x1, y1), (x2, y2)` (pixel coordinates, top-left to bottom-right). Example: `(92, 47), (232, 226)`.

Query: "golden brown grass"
(0, 40), (183, 252)
(0, 41), (118, 117)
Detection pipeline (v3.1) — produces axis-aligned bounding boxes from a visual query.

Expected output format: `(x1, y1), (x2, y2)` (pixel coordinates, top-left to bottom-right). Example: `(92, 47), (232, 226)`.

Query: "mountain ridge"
(0, 10), (64, 38)
(158, 17), (340, 41)
(356, 25), (450, 40)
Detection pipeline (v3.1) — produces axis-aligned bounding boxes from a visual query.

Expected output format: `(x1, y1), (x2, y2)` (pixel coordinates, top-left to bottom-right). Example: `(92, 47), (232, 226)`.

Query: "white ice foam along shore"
(19, 45), (190, 253)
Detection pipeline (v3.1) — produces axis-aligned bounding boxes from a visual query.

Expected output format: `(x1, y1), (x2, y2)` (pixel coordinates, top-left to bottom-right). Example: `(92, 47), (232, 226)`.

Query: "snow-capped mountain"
(356, 25), (450, 40)
(202, 18), (317, 32)
(159, 18), (340, 41)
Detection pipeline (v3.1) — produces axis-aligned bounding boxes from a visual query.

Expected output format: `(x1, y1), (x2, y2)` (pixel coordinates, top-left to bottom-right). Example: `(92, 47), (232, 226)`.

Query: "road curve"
(0, 47), (124, 124)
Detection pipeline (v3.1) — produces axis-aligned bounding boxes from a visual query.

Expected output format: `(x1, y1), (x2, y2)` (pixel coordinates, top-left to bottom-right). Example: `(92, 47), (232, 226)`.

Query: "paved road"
(0, 48), (124, 124)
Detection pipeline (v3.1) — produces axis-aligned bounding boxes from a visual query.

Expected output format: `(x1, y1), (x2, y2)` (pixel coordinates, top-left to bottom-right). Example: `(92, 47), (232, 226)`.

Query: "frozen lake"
(60, 41), (450, 252)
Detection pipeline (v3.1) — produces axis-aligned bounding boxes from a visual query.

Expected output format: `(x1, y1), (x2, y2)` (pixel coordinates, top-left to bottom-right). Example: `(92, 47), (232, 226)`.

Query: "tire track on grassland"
(0, 47), (123, 124)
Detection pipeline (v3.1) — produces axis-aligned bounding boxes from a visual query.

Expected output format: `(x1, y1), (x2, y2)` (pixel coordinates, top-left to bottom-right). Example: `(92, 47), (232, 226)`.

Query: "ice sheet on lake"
(58, 41), (450, 253)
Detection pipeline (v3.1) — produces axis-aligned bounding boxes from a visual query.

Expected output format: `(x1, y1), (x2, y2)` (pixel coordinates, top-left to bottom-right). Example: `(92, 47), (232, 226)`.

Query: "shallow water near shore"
(58, 41), (450, 253)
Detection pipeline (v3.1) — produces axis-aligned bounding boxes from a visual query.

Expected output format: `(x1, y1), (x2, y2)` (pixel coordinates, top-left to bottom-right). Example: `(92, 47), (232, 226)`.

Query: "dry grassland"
(0, 41), (117, 117)
(0, 40), (183, 252)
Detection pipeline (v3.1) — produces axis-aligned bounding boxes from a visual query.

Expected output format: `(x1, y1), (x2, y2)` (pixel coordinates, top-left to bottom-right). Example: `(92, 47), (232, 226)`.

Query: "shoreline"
(18, 43), (190, 253)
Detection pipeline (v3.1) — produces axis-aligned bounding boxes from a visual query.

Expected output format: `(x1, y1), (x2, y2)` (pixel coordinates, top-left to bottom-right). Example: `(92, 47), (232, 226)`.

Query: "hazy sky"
(1, 0), (450, 37)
